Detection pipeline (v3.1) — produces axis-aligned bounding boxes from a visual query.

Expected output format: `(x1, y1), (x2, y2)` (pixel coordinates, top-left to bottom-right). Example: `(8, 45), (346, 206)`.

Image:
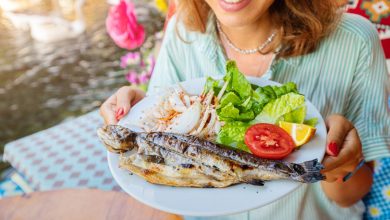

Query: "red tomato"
(244, 123), (295, 160)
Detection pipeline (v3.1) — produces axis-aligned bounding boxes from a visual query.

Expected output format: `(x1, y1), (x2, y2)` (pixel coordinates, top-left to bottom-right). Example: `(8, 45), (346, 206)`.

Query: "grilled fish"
(97, 125), (324, 187)
(120, 154), (238, 188)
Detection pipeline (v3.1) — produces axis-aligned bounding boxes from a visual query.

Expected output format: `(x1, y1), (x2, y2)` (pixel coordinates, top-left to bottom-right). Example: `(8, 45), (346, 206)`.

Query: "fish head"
(97, 125), (137, 153)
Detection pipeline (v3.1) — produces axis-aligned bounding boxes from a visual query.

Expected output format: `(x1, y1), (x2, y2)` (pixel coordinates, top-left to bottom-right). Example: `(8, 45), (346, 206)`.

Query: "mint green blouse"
(148, 13), (390, 219)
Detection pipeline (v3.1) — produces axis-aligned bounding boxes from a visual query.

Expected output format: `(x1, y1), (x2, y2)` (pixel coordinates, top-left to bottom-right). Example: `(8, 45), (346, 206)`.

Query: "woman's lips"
(218, 0), (252, 12)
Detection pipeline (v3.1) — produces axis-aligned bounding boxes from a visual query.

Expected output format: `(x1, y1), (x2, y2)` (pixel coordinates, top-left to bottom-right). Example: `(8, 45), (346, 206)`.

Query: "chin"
(216, 15), (255, 28)
(205, 0), (275, 28)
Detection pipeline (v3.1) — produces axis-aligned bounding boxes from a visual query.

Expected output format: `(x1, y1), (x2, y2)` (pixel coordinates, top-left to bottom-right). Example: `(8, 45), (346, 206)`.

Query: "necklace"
(216, 21), (277, 55)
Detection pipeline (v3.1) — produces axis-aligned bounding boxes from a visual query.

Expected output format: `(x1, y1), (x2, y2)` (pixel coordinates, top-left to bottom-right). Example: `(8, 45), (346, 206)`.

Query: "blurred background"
(0, 0), (164, 175)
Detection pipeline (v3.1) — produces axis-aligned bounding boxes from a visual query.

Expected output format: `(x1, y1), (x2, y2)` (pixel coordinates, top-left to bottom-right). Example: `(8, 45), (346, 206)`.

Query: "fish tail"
(289, 159), (325, 183)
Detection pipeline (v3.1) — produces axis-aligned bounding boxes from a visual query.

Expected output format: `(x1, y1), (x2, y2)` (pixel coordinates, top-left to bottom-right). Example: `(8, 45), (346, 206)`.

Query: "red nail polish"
(328, 142), (339, 156)
(116, 108), (124, 120)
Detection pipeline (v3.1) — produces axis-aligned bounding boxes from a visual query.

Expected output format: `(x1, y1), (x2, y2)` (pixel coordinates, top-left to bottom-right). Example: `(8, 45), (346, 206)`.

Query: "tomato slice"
(244, 123), (295, 160)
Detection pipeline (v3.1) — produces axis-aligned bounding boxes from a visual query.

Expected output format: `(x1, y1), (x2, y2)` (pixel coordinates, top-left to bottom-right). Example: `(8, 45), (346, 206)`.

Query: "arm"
(321, 18), (389, 207)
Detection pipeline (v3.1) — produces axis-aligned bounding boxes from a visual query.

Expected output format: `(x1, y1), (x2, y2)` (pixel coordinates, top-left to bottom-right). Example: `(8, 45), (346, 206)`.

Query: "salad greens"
(304, 118), (318, 127)
(224, 61), (252, 99)
(216, 121), (251, 152)
(207, 60), (316, 151)
(251, 93), (305, 124)
(204, 76), (222, 95)
(281, 106), (307, 124)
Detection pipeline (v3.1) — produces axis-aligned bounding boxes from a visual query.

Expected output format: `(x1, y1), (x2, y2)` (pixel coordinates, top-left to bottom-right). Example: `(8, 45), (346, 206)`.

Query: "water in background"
(0, 0), (163, 172)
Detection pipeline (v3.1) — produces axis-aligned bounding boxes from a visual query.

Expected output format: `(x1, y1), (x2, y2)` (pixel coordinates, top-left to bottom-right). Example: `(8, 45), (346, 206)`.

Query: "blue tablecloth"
(363, 158), (390, 220)
(3, 110), (121, 191)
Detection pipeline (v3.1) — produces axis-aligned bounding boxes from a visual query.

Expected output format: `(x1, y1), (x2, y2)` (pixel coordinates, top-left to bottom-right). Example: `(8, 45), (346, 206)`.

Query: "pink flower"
(106, 0), (146, 50)
(120, 52), (141, 68)
(125, 71), (139, 84)
(138, 71), (150, 84)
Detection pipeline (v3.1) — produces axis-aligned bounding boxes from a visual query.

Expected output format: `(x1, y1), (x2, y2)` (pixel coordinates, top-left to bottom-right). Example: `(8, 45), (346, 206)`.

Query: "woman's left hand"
(321, 114), (364, 182)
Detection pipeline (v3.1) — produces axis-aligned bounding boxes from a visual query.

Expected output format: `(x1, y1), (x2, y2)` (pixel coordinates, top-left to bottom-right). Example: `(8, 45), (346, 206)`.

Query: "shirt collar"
(279, 56), (302, 66)
(198, 14), (220, 61)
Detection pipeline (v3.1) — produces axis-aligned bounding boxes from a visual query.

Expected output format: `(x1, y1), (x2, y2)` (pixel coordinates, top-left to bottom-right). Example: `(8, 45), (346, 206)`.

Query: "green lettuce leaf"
(224, 61), (252, 99)
(220, 92), (241, 107)
(272, 82), (298, 97)
(216, 121), (250, 152)
(280, 106), (306, 124)
(259, 86), (276, 99)
(251, 101), (263, 115)
(218, 103), (240, 120)
(252, 93), (305, 124)
(218, 103), (255, 121)
(203, 76), (221, 95)
(304, 118), (318, 127)
(252, 82), (299, 114)
(236, 110), (254, 121)
(238, 97), (253, 111)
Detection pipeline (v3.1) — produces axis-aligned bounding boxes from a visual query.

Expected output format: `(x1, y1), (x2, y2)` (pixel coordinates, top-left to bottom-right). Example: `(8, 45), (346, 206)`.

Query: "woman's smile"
(206, 0), (274, 29)
(218, 0), (252, 12)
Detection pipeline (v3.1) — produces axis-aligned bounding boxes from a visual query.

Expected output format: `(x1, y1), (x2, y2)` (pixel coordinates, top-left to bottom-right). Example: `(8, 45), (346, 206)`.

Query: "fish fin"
(291, 159), (325, 183)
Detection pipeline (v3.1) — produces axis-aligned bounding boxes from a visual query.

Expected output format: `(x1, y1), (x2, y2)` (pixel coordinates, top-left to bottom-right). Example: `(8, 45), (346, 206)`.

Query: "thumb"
(115, 87), (136, 120)
(99, 94), (118, 125)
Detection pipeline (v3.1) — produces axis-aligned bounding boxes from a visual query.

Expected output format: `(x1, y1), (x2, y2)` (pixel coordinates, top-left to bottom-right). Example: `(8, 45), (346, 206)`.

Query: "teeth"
(223, 0), (243, 3)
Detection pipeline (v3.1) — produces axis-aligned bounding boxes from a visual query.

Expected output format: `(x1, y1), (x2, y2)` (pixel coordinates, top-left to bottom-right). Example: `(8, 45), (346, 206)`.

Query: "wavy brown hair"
(176, 0), (340, 58)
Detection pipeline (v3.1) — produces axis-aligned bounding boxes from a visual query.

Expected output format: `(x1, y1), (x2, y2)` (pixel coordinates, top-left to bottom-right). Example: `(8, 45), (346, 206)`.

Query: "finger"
(321, 147), (353, 173)
(322, 162), (351, 176)
(132, 89), (146, 106)
(344, 128), (364, 162)
(323, 154), (361, 173)
(100, 94), (118, 125)
(325, 115), (354, 156)
(324, 175), (337, 183)
(323, 173), (339, 182)
(323, 171), (349, 183)
(322, 129), (361, 172)
(115, 86), (136, 119)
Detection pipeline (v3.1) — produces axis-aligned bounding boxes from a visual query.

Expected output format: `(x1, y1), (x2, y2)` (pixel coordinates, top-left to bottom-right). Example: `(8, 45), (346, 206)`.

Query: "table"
(3, 110), (119, 191)
(0, 189), (183, 220)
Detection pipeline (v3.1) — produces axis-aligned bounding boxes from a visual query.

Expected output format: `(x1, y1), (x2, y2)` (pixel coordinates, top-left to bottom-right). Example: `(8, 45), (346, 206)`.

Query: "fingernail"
(328, 142), (339, 156)
(115, 107), (124, 120)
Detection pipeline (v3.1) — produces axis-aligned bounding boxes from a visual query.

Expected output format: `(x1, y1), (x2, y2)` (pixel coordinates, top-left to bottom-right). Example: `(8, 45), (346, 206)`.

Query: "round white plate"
(108, 77), (326, 217)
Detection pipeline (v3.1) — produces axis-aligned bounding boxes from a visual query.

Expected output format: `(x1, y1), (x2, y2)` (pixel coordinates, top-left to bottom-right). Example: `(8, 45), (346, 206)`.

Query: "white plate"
(107, 77), (326, 217)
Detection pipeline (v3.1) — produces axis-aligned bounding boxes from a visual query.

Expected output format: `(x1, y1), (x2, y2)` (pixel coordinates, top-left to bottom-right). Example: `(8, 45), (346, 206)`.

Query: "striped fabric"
(148, 13), (390, 220)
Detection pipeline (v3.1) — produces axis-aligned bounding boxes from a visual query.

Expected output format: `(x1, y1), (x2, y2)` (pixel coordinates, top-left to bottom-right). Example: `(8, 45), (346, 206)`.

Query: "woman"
(100, 0), (390, 219)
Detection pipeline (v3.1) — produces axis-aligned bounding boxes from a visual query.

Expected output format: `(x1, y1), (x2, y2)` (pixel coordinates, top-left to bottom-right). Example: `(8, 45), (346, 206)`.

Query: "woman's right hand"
(99, 86), (146, 125)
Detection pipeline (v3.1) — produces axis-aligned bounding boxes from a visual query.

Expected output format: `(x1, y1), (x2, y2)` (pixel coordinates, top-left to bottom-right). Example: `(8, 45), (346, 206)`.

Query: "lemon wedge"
(278, 121), (316, 147)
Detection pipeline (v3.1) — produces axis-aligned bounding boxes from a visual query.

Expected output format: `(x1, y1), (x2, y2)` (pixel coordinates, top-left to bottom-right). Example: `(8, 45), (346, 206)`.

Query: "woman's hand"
(320, 114), (373, 207)
(321, 114), (363, 182)
(99, 86), (145, 125)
